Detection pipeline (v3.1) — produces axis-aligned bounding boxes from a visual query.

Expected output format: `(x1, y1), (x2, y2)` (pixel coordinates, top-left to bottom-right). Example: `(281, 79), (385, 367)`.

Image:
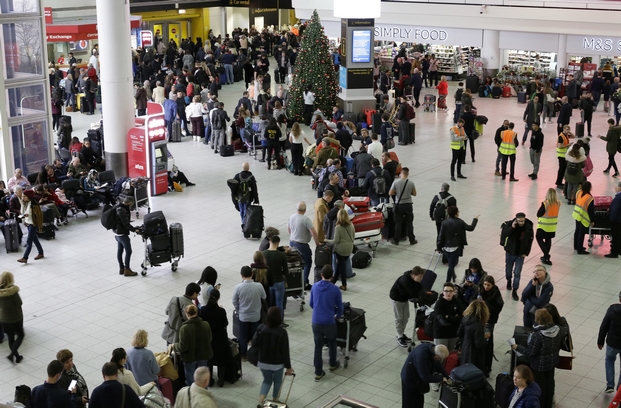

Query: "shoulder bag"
(247, 324), (263, 366)
(557, 331), (574, 370)
(392, 179), (409, 213)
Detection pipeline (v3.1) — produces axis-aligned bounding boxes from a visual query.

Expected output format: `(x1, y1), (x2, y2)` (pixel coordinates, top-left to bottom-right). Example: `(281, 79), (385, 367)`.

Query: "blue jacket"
(401, 343), (447, 386)
(163, 99), (177, 122)
(32, 382), (77, 408)
(508, 382), (541, 408)
(309, 280), (343, 325)
(521, 272), (553, 317)
(610, 192), (621, 223)
(409, 73), (423, 89)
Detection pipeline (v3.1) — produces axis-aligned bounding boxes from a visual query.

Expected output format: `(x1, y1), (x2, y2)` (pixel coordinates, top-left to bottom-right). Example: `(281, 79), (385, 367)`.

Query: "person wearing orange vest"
(449, 119), (468, 182)
(499, 122), (519, 181)
(572, 181), (595, 255)
(536, 188), (561, 265)
(555, 125), (573, 188)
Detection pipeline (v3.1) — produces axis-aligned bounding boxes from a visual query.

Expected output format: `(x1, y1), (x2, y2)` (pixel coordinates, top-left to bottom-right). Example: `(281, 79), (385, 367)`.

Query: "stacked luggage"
(138, 211), (184, 276)
(343, 196), (385, 257)
(335, 303), (367, 368)
(589, 195), (613, 247)
(439, 364), (495, 408)
(284, 247), (305, 312)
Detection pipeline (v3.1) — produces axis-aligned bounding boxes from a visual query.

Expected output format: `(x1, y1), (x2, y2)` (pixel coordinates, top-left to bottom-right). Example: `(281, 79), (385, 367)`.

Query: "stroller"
(423, 94), (436, 112)
(137, 211), (184, 276)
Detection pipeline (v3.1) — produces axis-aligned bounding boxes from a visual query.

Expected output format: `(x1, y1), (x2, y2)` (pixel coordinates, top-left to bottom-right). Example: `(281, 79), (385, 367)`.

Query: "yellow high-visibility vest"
(572, 190), (593, 228)
(537, 200), (560, 233)
(499, 130), (517, 155)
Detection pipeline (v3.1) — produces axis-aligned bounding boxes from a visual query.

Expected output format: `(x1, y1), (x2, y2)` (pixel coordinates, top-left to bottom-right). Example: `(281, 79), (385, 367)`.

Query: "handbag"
(472, 129), (480, 141)
(154, 350), (179, 380)
(247, 326), (263, 366)
(557, 331), (574, 370)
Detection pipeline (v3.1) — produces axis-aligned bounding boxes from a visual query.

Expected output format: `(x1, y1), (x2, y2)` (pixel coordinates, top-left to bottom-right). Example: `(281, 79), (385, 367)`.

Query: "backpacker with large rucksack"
(236, 175), (253, 204)
(433, 193), (452, 222)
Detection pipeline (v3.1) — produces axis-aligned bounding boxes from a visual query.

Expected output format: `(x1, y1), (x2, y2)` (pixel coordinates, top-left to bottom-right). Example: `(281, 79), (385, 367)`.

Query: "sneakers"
(402, 334), (412, 342)
(329, 361), (341, 371)
(606, 387), (615, 393)
(315, 371), (326, 382)
(304, 283), (312, 291)
(397, 337), (408, 347)
(512, 290), (519, 301)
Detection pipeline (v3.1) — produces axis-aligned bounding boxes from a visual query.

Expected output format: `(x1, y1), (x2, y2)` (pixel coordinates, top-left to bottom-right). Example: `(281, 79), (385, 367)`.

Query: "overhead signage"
(567, 35), (621, 55)
(348, 19), (374, 27)
(141, 30), (153, 47)
(347, 68), (373, 89)
(44, 7), (53, 24)
(374, 24), (483, 47)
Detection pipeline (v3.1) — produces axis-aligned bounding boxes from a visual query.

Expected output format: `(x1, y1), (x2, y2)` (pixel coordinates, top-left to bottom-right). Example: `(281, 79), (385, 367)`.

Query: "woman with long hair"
(457, 299), (490, 371)
(536, 188), (561, 265)
(564, 143), (586, 205)
(480, 276), (504, 376)
(326, 209), (355, 291)
(200, 289), (234, 387)
(0, 272), (24, 363)
(197, 266), (218, 306)
(110, 348), (154, 396)
(252, 251), (273, 304)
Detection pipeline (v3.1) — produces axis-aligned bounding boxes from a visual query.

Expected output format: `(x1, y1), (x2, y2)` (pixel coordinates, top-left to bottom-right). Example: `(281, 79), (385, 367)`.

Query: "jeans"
(495, 150), (502, 173)
(260, 367), (284, 399)
(238, 320), (260, 357)
(115, 234), (132, 269)
(290, 241), (312, 284)
(392, 300), (410, 338)
(453, 103), (461, 123)
(606, 345), (621, 389)
(332, 253), (351, 287)
(505, 253), (524, 290)
(529, 148), (541, 175)
(184, 360), (208, 386)
(23, 224), (43, 260)
(3, 320), (24, 358)
(269, 281), (285, 318)
(224, 64), (234, 84)
(212, 129), (225, 150)
(394, 204), (415, 244)
(65, 92), (74, 107)
(443, 249), (460, 282)
(239, 202), (248, 223)
(312, 323), (337, 375)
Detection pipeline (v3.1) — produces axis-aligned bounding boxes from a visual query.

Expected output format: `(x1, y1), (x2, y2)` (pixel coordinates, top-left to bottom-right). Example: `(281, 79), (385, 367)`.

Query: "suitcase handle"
(277, 372), (295, 404)
(427, 250), (441, 272)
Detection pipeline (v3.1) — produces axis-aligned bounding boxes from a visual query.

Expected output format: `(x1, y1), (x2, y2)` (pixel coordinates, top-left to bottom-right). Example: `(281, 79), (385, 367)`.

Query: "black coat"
(558, 103), (572, 125)
(457, 315), (487, 371)
(437, 217), (478, 251)
(389, 271), (423, 302)
(199, 303), (232, 366)
(598, 303), (621, 348)
(501, 218), (534, 256)
(433, 296), (464, 339)
(401, 343), (447, 387)
(480, 286), (504, 325)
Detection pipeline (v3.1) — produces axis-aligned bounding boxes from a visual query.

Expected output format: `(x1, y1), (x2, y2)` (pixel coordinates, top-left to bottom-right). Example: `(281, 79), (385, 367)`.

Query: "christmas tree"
(287, 10), (338, 122)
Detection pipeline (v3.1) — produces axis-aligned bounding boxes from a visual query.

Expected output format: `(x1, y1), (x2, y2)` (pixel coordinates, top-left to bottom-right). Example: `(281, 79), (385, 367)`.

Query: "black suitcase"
(372, 113), (382, 134)
(381, 205), (407, 240)
(495, 373), (514, 408)
(575, 122), (585, 137)
(335, 306), (367, 351)
(409, 122), (416, 143)
(220, 145), (235, 157)
(37, 204), (56, 240)
(343, 113), (356, 123)
(148, 246), (170, 265)
(232, 310), (241, 339)
(466, 75), (479, 94)
(462, 382), (496, 408)
(87, 128), (101, 142)
(3, 216), (19, 253)
(80, 96), (89, 113)
(224, 341), (242, 383)
(143, 211), (168, 236)
(242, 204), (263, 239)
(150, 233), (170, 252)
(517, 92), (526, 103)
(169, 223), (184, 258)
(450, 363), (486, 392)
(90, 140), (102, 157)
(510, 326), (531, 372)
(233, 66), (243, 82)
(171, 120), (182, 142)
(314, 245), (332, 267)
(478, 85), (486, 98)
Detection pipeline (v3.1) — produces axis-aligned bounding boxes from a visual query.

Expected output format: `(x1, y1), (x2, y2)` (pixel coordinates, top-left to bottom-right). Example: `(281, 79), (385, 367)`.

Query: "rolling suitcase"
(517, 92), (526, 103)
(594, 195), (613, 210)
(575, 122), (585, 137)
(219, 72), (227, 85)
(495, 373), (514, 408)
(234, 66), (243, 82)
(343, 196), (370, 213)
(342, 112), (356, 123)
(220, 145), (235, 157)
(90, 140), (102, 157)
(169, 223), (184, 258)
(232, 310), (241, 339)
(352, 212), (384, 232)
(171, 120), (182, 142)
(80, 96), (89, 113)
(450, 363), (486, 392)
(262, 373), (295, 408)
(243, 204), (264, 239)
(444, 351), (460, 374)
(466, 75), (479, 94)
(3, 216), (19, 253)
(157, 377), (175, 406)
(37, 204), (56, 240)
(409, 122), (416, 143)
(143, 211), (168, 236)
(462, 382), (495, 408)
(225, 340), (242, 383)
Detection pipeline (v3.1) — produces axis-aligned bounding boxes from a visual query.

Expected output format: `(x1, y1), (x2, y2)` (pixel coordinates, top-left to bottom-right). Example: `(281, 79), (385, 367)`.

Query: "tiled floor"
(1, 75), (620, 407)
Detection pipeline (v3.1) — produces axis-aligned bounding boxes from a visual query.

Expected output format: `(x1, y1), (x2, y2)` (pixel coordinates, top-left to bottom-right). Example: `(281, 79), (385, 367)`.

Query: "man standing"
(313, 190), (333, 243)
(162, 283), (201, 344)
(352, 145), (373, 185)
(211, 102), (230, 154)
(599, 118), (621, 178)
(501, 212), (534, 301)
(389, 167), (418, 246)
(31, 360), (76, 408)
(521, 265), (553, 328)
(232, 266), (266, 360)
(174, 367), (217, 408)
(429, 182), (457, 237)
(114, 196), (138, 277)
(499, 122), (519, 182)
(494, 120), (510, 176)
(390, 266), (425, 347)
(522, 95), (542, 144)
(598, 290), (621, 393)
(528, 122), (544, 180)
(309, 265), (344, 382)
(396, 96), (412, 144)
(289, 202), (321, 290)
(89, 363), (143, 408)
(557, 96), (572, 136)
(401, 344), (449, 408)
(367, 133), (383, 160)
(363, 159), (390, 207)
(607, 182), (621, 258)
(233, 162), (259, 225)
(555, 125), (573, 189)
(449, 119), (468, 182)
(409, 68), (423, 108)
(263, 236), (289, 319)
(221, 49), (236, 85)
(163, 92), (178, 142)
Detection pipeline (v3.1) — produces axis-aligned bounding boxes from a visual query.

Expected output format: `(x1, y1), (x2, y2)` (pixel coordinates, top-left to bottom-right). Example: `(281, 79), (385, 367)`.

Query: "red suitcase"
(344, 196), (371, 213)
(502, 86), (512, 98)
(352, 211), (385, 232)
(157, 376), (175, 405)
(594, 196), (613, 211)
(364, 109), (377, 127)
(444, 351), (460, 374)
(417, 327), (434, 342)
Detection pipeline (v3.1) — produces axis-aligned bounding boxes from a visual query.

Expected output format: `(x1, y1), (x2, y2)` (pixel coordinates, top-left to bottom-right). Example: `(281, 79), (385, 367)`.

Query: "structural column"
(481, 29), (500, 78)
(95, 0), (135, 177)
(221, 7), (227, 37)
(557, 34), (567, 75)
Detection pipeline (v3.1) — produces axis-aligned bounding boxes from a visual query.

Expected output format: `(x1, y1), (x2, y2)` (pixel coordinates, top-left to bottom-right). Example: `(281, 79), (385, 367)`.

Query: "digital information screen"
(351, 30), (371, 63)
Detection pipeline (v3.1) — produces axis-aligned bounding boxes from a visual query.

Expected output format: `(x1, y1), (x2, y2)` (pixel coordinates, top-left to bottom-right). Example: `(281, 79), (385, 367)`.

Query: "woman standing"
(264, 117), (282, 170)
(428, 54), (439, 86)
(17, 190), (44, 264)
(110, 348), (154, 396)
(512, 309), (565, 408)
(252, 251), (273, 306)
(437, 206), (479, 283)
(461, 105), (477, 163)
(480, 276), (504, 377)
(125, 329), (160, 386)
(436, 75), (449, 110)
(289, 122), (311, 177)
(173, 304), (213, 386)
(0, 272), (24, 363)
(64, 74), (75, 110)
(197, 266), (218, 307)
(187, 95), (206, 142)
(326, 209), (355, 291)
(457, 299), (490, 371)
(459, 258), (487, 304)
(254, 307), (294, 406)
(573, 181), (594, 255)
(541, 83), (555, 123)
(536, 188), (561, 265)
(303, 86), (315, 126)
(57, 349), (89, 408)
(276, 114), (288, 152)
(507, 365), (542, 408)
(564, 144), (586, 205)
(200, 289), (233, 387)
(433, 282), (464, 352)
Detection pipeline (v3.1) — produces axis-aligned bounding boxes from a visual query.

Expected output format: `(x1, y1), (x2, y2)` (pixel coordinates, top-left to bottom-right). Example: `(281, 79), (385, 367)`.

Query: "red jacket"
(436, 81), (448, 96)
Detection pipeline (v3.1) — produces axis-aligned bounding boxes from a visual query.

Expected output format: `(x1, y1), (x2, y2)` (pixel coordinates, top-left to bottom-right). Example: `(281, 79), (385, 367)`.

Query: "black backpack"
(433, 194), (452, 222)
(101, 204), (118, 230)
(236, 175), (252, 204)
(372, 169), (387, 195)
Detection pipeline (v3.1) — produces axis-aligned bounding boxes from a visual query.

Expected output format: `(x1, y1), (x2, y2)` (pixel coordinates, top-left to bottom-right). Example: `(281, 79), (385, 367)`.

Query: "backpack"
(236, 175), (252, 203)
(212, 111), (223, 129)
(405, 103), (415, 120)
(566, 161), (579, 176)
(314, 121), (326, 139)
(454, 88), (463, 101)
(372, 169), (387, 195)
(101, 203), (119, 230)
(433, 193), (452, 222)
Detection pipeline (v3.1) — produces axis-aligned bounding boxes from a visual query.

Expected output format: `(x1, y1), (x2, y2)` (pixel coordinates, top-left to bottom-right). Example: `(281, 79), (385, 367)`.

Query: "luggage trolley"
(285, 247), (306, 312)
(588, 210), (611, 248)
(352, 209), (385, 258)
(119, 177), (150, 218)
(137, 211), (184, 276)
(335, 305), (367, 368)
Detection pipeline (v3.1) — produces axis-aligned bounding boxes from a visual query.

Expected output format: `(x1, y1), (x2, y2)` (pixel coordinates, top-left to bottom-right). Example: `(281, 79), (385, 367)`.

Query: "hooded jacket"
(508, 382), (542, 408)
(516, 323), (566, 371)
(457, 314), (487, 371)
(598, 303), (621, 349)
(0, 285), (23, 324)
(521, 272), (553, 317)
(309, 280), (343, 325)
(390, 272), (423, 303)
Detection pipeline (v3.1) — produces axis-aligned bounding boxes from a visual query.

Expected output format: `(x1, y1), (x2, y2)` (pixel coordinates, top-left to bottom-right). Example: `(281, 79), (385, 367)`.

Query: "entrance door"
(169, 23), (181, 47)
(254, 17), (264, 31)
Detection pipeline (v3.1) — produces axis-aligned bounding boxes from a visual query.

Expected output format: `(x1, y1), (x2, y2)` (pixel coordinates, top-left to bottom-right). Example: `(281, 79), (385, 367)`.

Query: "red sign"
(171, 28), (177, 34)
(44, 7), (53, 24)
(127, 127), (147, 178)
(141, 30), (153, 47)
